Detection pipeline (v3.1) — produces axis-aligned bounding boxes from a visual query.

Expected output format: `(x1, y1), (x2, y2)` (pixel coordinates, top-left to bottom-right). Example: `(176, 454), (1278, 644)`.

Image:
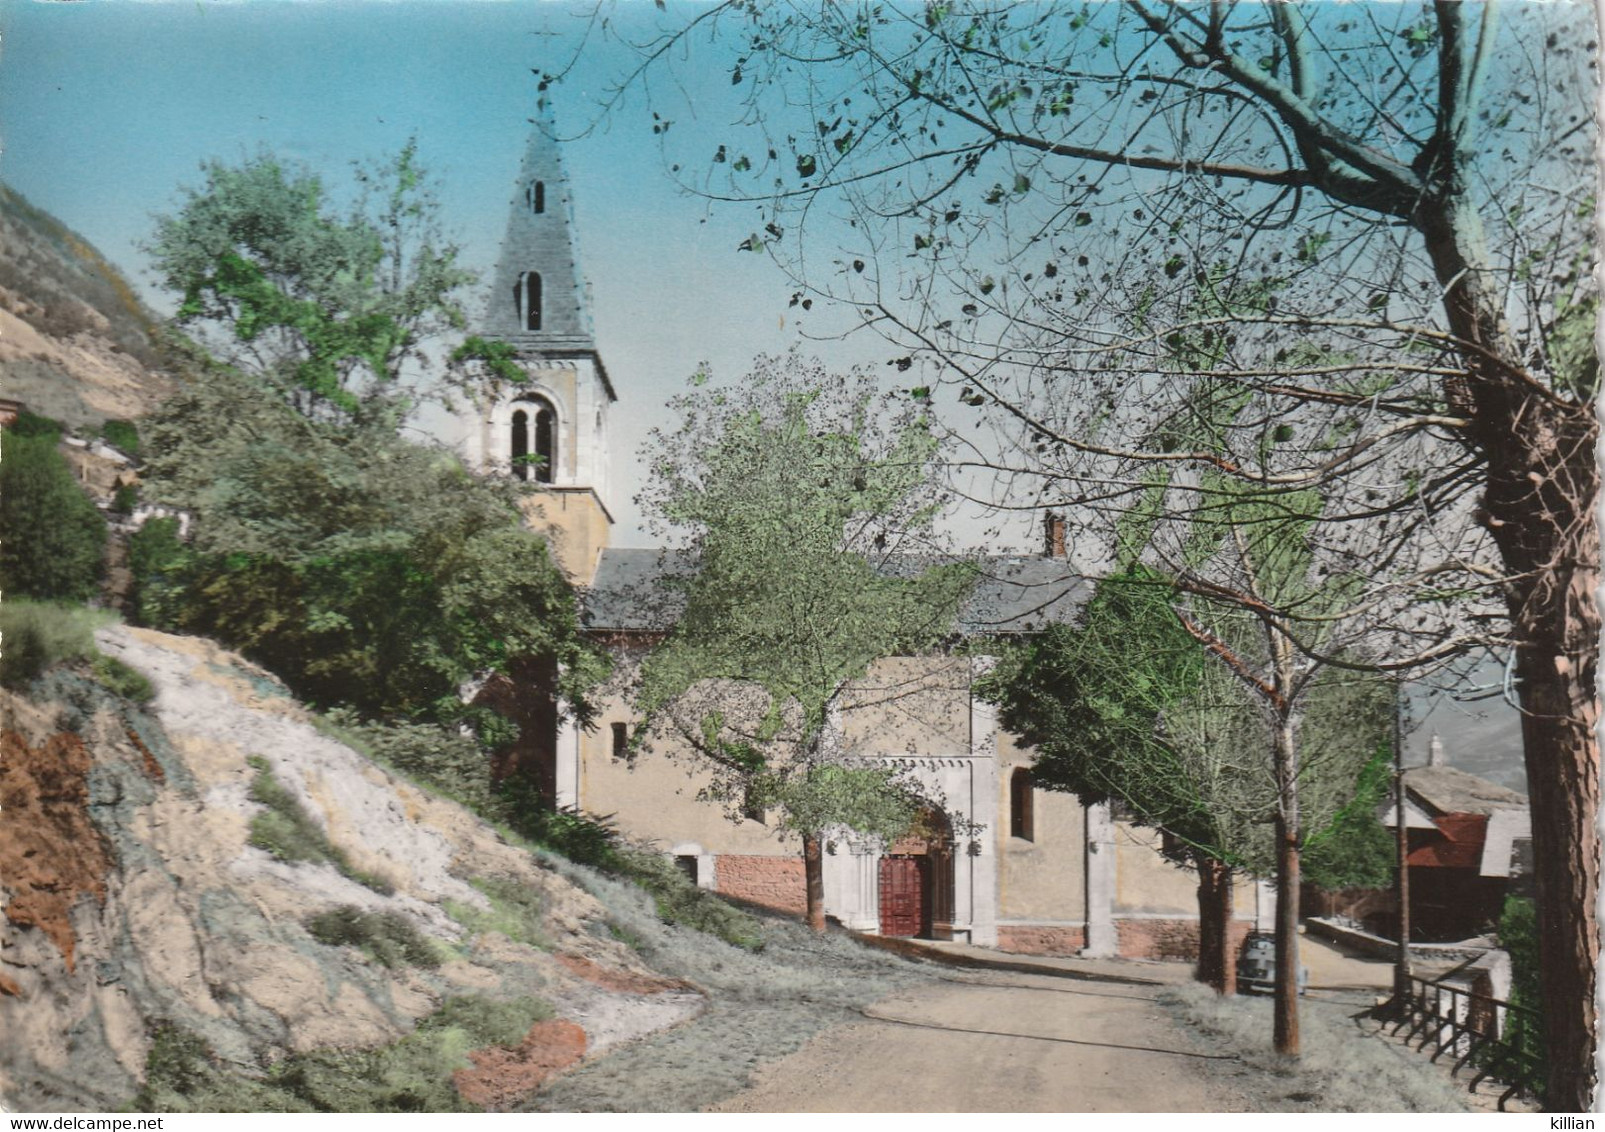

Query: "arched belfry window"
(533, 400), (555, 483)
(1010, 768), (1035, 841)
(511, 396), (556, 484)
(527, 181), (546, 214)
(513, 272), (542, 331)
(510, 410), (530, 481)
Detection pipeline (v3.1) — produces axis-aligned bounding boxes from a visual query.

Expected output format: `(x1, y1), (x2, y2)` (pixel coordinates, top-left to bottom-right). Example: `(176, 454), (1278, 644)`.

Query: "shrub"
(126, 516), (188, 627)
(0, 431), (106, 601)
(305, 906), (441, 969)
(349, 716), (495, 809)
(9, 409), (63, 440)
(113, 481), (141, 514)
(0, 600), (104, 688)
(100, 418), (140, 456)
(418, 995), (551, 1046)
(615, 846), (765, 951)
(1496, 895), (1546, 1073)
(245, 756), (391, 893)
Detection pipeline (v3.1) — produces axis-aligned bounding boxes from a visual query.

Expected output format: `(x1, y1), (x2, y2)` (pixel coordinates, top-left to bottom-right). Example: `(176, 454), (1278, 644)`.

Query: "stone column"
(1083, 800), (1117, 957)
(1255, 877), (1277, 932)
(823, 837), (881, 932)
(555, 701), (580, 810)
(967, 662), (1000, 946)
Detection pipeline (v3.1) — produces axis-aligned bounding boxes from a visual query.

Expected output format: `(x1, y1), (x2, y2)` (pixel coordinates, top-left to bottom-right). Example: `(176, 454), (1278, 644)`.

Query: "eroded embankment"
(0, 625), (702, 1112)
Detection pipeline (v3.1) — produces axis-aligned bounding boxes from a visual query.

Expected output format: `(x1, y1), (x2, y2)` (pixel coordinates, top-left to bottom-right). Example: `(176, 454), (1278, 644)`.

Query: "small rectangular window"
(675, 855), (699, 884)
(1010, 768), (1035, 842)
(611, 721), (629, 760)
(741, 780), (764, 824)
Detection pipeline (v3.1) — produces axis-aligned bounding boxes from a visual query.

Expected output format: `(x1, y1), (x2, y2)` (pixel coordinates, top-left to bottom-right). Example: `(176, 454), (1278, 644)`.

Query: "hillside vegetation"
(0, 183), (173, 427)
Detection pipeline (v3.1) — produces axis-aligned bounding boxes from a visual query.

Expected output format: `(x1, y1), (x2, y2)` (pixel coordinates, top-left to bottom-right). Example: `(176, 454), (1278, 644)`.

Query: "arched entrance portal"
(878, 808), (956, 940)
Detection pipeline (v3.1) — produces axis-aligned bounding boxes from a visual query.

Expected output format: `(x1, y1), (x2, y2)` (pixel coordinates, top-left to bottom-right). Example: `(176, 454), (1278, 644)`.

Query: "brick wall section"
(996, 925), (1086, 956)
(714, 855), (807, 916)
(1116, 917), (1257, 962)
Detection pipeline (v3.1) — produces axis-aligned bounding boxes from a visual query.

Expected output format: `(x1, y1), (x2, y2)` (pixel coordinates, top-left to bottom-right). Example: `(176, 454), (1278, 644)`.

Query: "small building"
(1383, 736), (1531, 941)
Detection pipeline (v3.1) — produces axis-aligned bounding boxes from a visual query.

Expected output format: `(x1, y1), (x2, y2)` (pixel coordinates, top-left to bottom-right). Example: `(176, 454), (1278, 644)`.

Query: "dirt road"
(709, 964), (1245, 1112)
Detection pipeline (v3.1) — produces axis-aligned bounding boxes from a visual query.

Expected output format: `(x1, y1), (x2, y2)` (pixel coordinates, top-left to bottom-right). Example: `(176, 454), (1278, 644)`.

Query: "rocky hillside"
(0, 626), (702, 1113)
(0, 184), (174, 428)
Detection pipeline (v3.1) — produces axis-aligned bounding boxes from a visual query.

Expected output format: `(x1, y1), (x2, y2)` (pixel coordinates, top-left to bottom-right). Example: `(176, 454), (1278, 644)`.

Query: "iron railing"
(1384, 973), (1544, 1110)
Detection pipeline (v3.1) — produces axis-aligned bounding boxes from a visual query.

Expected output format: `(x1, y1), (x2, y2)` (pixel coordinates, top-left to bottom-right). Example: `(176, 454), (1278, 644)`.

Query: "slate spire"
(483, 97), (597, 353)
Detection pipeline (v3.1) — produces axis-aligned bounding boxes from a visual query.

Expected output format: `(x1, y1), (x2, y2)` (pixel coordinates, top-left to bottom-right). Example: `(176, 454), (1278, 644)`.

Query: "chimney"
(1428, 733), (1447, 767)
(1043, 511), (1067, 559)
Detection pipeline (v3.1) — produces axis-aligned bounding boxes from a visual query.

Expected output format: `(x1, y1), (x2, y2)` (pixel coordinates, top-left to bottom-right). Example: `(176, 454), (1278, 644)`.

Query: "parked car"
(1236, 931), (1309, 995)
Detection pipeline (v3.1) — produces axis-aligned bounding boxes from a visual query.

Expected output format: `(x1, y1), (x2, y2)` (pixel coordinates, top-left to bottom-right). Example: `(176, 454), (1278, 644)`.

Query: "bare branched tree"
(570, 1), (1596, 1105)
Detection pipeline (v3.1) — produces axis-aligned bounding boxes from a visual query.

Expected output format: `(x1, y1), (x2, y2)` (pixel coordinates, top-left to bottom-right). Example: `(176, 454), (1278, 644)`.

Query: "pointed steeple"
(483, 98), (602, 359)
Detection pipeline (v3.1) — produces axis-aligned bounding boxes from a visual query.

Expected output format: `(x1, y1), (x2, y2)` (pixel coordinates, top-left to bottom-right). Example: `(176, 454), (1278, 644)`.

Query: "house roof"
(1403, 764), (1528, 817)
(581, 547), (1090, 635)
(1406, 813), (1488, 869)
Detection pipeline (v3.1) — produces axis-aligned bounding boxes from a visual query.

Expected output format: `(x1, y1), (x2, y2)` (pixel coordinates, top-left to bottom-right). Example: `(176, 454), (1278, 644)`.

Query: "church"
(454, 108), (1271, 962)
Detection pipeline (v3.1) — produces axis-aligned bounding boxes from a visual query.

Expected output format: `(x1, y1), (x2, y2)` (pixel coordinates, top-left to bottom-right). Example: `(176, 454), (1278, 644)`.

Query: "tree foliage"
(1301, 743), (1394, 893)
(634, 356), (976, 925)
(0, 429), (106, 602)
(148, 143), (472, 422)
(134, 355), (605, 724)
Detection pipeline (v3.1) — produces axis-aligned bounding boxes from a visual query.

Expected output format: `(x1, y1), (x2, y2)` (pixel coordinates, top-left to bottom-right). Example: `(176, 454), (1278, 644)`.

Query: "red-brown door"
(879, 856), (924, 937)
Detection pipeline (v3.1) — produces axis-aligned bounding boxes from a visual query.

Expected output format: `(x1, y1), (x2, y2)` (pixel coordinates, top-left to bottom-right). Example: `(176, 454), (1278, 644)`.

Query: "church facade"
(458, 109), (1269, 961)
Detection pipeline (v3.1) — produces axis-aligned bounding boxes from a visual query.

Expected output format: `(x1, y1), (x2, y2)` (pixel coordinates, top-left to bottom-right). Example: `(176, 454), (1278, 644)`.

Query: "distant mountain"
(0, 183), (174, 427)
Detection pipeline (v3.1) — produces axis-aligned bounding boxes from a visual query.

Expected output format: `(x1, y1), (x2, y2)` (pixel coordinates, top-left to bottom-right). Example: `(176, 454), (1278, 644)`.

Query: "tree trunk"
(1416, 198), (1600, 1112)
(1272, 713), (1300, 1057)
(802, 832), (826, 933)
(1195, 854), (1236, 996)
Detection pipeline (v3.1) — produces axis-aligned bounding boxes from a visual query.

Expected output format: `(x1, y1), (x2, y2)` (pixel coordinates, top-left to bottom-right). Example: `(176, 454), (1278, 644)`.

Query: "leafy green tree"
(0, 430), (106, 602)
(134, 356), (605, 727)
(148, 142), (472, 422)
(986, 565), (1390, 996)
(1302, 744), (1395, 893)
(635, 355), (977, 931)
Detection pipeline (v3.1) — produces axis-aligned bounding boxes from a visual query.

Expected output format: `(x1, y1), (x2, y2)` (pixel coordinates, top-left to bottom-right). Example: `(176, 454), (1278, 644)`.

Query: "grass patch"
(0, 600), (155, 702)
(444, 876), (547, 950)
(246, 756), (392, 894)
(133, 995), (553, 1113)
(614, 846), (764, 952)
(90, 652), (154, 702)
(1159, 983), (1473, 1112)
(305, 905), (442, 969)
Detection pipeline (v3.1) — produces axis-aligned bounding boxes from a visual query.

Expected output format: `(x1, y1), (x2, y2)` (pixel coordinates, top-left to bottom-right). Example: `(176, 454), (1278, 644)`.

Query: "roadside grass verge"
(523, 853), (937, 1112)
(1160, 983), (1472, 1112)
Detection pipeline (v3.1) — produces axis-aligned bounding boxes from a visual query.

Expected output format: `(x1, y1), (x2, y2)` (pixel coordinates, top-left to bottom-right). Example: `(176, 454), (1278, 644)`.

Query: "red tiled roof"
(1406, 813), (1487, 869)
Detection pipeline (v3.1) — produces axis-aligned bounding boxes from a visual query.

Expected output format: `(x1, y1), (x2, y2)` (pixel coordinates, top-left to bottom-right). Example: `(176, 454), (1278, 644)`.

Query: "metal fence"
(1384, 973), (1544, 1111)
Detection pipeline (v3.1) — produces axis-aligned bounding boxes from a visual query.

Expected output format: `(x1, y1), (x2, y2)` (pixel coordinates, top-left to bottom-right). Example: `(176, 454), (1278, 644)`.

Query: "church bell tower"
(465, 98), (617, 584)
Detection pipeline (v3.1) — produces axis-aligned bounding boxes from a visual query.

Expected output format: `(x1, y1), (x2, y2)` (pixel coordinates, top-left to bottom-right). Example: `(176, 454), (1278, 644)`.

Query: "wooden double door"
(877, 840), (955, 939)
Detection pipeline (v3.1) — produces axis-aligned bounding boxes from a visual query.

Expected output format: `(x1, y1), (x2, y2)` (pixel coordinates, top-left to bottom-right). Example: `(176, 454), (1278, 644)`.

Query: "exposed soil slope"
(0, 183), (173, 427)
(0, 625), (700, 1112)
